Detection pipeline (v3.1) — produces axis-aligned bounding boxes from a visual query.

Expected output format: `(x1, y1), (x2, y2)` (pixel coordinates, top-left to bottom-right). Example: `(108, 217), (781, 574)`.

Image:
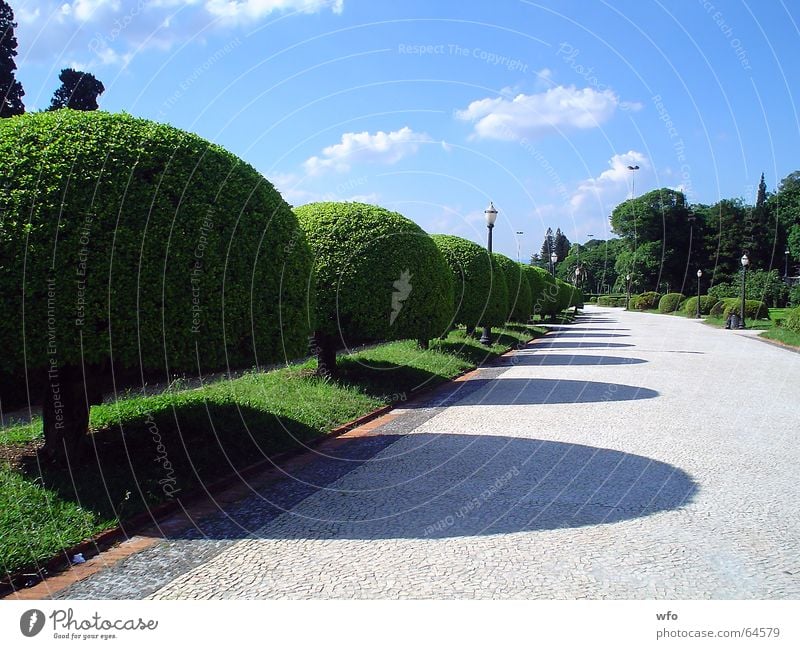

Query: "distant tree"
(539, 227), (554, 262)
(611, 188), (693, 292)
(756, 172), (767, 208)
(554, 228), (571, 261)
(49, 68), (105, 111)
(0, 0), (25, 117)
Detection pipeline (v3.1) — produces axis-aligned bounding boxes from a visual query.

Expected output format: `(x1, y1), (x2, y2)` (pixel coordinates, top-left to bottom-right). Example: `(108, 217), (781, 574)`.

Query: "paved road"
(55, 307), (800, 599)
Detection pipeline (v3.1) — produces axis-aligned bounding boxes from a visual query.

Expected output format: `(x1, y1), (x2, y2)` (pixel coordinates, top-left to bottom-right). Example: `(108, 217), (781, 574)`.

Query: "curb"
(1, 328), (547, 598)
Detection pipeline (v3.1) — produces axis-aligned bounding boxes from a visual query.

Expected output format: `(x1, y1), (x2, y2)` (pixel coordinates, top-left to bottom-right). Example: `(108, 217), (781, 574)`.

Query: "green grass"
(760, 327), (800, 349)
(703, 316), (772, 330)
(0, 324), (545, 578)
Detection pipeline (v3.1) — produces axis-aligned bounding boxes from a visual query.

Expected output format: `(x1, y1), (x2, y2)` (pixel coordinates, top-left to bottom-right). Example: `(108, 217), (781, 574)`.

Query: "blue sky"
(11, 0), (800, 260)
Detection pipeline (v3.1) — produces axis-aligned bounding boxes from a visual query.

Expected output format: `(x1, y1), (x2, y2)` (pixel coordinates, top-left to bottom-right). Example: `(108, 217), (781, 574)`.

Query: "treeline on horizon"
(537, 172), (800, 303)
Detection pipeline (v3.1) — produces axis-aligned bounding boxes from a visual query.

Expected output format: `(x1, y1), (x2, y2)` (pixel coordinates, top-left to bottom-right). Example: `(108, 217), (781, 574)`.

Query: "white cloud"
(205, 0), (343, 22)
(569, 150), (648, 212)
(15, 0), (343, 66)
(455, 85), (621, 140)
(303, 127), (432, 175)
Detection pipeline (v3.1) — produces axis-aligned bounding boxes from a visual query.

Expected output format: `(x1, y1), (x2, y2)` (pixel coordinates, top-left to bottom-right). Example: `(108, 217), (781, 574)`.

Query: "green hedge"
(784, 306), (800, 333)
(633, 291), (662, 310)
(296, 203), (453, 367)
(493, 253), (531, 322)
(682, 295), (719, 316)
(0, 110), (315, 454)
(658, 293), (687, 313)
(431, 234), (507, 331)
(529, 266), (560, 317)
(710, 298), (769, 320)
(597, 295), (626, 307)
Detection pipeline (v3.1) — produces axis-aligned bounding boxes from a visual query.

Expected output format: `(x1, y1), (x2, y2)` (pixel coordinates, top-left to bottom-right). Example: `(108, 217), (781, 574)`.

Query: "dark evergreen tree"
(539, 227), (554, 261)
(0, 0), (25, 117)
(554, 228), (571, 261)
(49, 68), (105, 111)
(756, 172), (767, 208)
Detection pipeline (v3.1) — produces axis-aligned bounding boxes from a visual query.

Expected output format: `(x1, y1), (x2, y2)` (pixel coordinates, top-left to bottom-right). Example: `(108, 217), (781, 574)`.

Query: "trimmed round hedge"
(682, 295), (719, 316)
(709, 298), (769, 320)
(493, 253), (532, 323)
(0, 110), (314, 456)
(431, 234), (507, 332)
(658, 293), (687, 314)
(633, 291), (661, 310)
(528, 266), (560, 317)
(295, 202), (453, 367)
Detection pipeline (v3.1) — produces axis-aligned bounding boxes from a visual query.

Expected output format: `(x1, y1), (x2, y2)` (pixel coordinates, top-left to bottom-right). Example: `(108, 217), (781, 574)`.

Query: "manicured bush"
(597, 295), (627, 307)
(784, 306), (800, 333)
(529, 266), (560, 318)
(658, 293), (687, 313)
(0, 109), (314, 460)
(682, 295), (719, 316)
(722, 299), (769, 321)
(633, 291), (662, 310)
(555, 279), (573, 312)
(493, 254), (532, 322)
(710, 298), (769, 320)
(296, 203), (453, 372)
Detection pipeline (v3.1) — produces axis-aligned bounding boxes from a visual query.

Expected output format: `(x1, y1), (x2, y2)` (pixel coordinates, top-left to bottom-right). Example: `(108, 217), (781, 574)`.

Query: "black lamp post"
(739, 252), (749, 329)
(785, 248), (791, 278)
(696, 269), (702, 318)
(625, 273), (631, 310)
(550, 251), (558, 277)
(480, 201), (498, 346)
(574, 266), (582, 314)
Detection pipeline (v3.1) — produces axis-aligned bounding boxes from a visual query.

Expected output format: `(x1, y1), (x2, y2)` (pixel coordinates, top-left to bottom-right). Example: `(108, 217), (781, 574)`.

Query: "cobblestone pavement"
(55, 307), (800, 599)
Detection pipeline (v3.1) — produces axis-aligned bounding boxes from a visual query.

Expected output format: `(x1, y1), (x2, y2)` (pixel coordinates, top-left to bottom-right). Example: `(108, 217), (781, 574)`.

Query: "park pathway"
(50, 307), (800, 598)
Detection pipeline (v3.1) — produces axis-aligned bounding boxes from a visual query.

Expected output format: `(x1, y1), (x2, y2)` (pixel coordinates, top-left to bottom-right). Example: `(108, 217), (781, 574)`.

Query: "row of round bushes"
(0, 110), (583, 460)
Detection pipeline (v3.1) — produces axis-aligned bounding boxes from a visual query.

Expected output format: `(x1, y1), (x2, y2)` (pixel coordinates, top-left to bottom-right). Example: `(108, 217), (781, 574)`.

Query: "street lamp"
(515, 231), (524, 263)
(625, 273), (631, 310)
(574, 266), (582, 314)
(785, 247), (791, 278)
(696, 269), (703, 319)
(627, 164), (640, 199)
(739, 252), (749, 329)
(479, 201), (498, 345)
(550, 250), (558, 277)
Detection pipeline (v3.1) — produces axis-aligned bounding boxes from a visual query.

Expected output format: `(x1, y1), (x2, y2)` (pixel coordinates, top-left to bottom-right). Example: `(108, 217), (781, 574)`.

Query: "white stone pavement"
(63, 307), (800, 598)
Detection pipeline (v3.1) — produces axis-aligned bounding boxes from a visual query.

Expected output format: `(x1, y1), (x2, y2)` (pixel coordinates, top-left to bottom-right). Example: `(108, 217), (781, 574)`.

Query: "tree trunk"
(417, 338), (429, 349)
(314, 332), (337, 378)
(41, 363), (103, 463)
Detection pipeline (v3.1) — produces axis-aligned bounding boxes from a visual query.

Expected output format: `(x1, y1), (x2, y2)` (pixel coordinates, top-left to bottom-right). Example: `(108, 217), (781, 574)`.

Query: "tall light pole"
(574, 266), (582, 314)
(696, 269), (703, 318)
(628, 164), (640, 279)
(550, 251), (558, 277)
(515, 231), (524, 263)
(739, 252), (749, 329)
(625, 273), (631, 310)
(627, 164), (640, 199)
(480, 201), (498, 346)
(785, 247), (791, 278)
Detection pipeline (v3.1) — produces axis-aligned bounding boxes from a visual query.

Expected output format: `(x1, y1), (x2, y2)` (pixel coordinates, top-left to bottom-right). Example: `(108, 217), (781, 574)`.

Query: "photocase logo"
(20, 609), (45, 637)
(390, 269), (413, 325)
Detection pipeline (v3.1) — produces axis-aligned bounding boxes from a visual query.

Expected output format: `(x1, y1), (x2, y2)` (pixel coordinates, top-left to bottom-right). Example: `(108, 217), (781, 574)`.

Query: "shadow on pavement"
(177, 433), (696, 540)
(533, 341), (634, 349)
(444, 378), (658, 404)
(507, 354), (647, 366)
(545, 332), (629, 338)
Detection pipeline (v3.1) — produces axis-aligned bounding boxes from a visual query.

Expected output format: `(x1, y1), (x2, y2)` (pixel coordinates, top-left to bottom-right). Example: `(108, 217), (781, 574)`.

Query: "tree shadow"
(438, 378), (658, 405)
(507, 354), (647, 366)
(15, 403), (323, 528)
(533, 341), (635, 349)
(546, 332), (629, 338)
(171, 432), (697, 540)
